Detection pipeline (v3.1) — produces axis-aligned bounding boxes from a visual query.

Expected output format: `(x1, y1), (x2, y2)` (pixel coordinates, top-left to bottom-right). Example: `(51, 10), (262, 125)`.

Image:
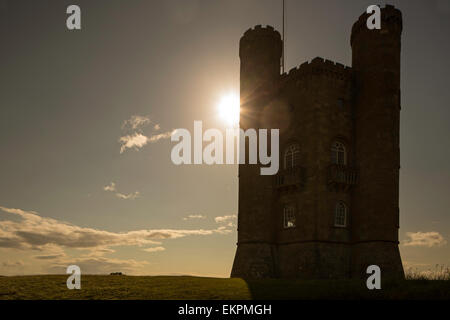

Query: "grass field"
(0, 275), (449, 300)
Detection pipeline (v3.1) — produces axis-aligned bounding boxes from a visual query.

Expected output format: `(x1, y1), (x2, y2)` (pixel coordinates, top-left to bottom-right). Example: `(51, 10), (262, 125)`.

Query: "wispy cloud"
(214, 215), (237, 229)
(119, 131), (174, 153)
(33, 253), (66, 260)
(103, 182), (140, 200)
(148, 130), (174, 142)
(0, 206), (231, 254)
(183, 214), (206, 221)
(103, 182), (116, 192)
(115, 191), (140, 200)
(403, 231), (447, 247)
(118, 115), (172, 153)
(0, 206), (234, 275)
(119, 133), (150, 153)
(142, 246), (165, 253)
(214, 215), (237, 224)
(122, 115), (151, 131)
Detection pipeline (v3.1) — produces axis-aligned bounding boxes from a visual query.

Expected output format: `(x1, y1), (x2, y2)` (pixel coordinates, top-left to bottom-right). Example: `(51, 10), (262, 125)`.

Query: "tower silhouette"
(231, 5), (404, 279)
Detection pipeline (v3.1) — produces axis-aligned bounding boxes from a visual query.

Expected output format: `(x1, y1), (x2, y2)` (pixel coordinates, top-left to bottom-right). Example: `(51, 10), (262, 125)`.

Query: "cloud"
(148, 130), (174, 142)
(0, 236), (25, 249)
(142, 246), (165, 253)
(103, 182), (116, 192)
(122, 115), (151, 130)
(403, 231), (447, 247)
(33, 253), (66, 260)
(214, 215), (237, 224)
(115, 191), (140, 200)
(119, 130), (174, 153)
(183, 214), (206, 221)
(0, 206), (231, 253)
(119, 133), (150, 153)
(103, 182), (140, 200)
(118, 115), (172, 153)
(84, 247), (115, 257)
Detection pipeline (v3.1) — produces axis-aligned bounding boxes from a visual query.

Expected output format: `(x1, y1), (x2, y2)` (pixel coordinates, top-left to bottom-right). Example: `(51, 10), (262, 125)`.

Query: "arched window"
(331, 141), (346, 165)
(284, 144), (300, 169)
(283, 206), (296, 228)
(334, 201), (347, 227)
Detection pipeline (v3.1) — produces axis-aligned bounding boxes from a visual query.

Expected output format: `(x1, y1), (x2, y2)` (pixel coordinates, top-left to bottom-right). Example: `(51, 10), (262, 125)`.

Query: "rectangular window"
(334, 203), (347, 227)
(283, 206), (296, 228)
(335, 212), (346, 227)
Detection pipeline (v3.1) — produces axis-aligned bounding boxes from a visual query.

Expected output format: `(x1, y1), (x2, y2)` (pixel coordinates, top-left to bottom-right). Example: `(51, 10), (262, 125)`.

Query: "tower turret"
(231, 25), (281, 278)
(239, 25), (282, 129)
(351, 5), (404, 278)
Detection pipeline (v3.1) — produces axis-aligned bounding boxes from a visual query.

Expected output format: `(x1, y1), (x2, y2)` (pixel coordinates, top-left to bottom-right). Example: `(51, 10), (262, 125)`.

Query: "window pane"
(284, 206), (296, 228)
(331, 142), (346, 165)
(334, 202), (347, 227)
(285, 144), (300, 169)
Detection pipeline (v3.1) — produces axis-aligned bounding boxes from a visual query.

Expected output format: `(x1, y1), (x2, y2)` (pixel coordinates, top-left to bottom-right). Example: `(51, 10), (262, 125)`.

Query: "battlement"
(242, 24), (281, 39)
(280, 57), (352, 83)
(239, 24), (282, 70)
(351, 4), (402, 46)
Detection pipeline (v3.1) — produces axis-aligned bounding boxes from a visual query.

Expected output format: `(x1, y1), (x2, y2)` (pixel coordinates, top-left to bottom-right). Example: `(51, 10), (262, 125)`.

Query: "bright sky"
(0, 0), (449, 276)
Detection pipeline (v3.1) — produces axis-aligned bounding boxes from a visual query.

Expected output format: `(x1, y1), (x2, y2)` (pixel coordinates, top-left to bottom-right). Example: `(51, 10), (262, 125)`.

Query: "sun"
(218, 93), (240, 127)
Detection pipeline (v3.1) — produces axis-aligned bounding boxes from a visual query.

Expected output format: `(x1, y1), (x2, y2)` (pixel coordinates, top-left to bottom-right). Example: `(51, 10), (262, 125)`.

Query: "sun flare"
(218, 93), (240, 127)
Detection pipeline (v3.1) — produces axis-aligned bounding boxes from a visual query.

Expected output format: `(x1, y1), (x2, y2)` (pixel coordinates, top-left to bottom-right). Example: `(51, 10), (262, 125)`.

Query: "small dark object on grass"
(110, 272), (123, 276)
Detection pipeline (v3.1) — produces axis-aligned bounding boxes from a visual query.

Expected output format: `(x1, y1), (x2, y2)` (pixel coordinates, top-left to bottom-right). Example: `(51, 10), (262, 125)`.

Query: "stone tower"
(231, 5), (404, 279)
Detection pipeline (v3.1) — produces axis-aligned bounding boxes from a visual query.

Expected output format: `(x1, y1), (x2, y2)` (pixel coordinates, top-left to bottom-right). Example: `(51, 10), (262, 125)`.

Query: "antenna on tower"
(282, 0), (286, 73)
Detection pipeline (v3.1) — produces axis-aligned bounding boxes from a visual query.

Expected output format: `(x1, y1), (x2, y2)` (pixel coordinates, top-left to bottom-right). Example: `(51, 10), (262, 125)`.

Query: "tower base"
(231, 242), (277, 279)
(351, 242), (404, 279)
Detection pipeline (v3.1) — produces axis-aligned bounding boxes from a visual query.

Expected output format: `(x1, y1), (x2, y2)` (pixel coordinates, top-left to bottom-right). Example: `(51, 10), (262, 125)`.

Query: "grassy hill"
(0, 275), (449, 300)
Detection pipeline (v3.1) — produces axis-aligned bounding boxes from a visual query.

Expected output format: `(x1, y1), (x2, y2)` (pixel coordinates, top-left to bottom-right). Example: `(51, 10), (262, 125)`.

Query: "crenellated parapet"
(280, 57), (352, 87)
(351, 4), (402, 46)
(244, 56), (352, 103)
(239, 25), (282, 60)
(242, 24), (279, 37)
